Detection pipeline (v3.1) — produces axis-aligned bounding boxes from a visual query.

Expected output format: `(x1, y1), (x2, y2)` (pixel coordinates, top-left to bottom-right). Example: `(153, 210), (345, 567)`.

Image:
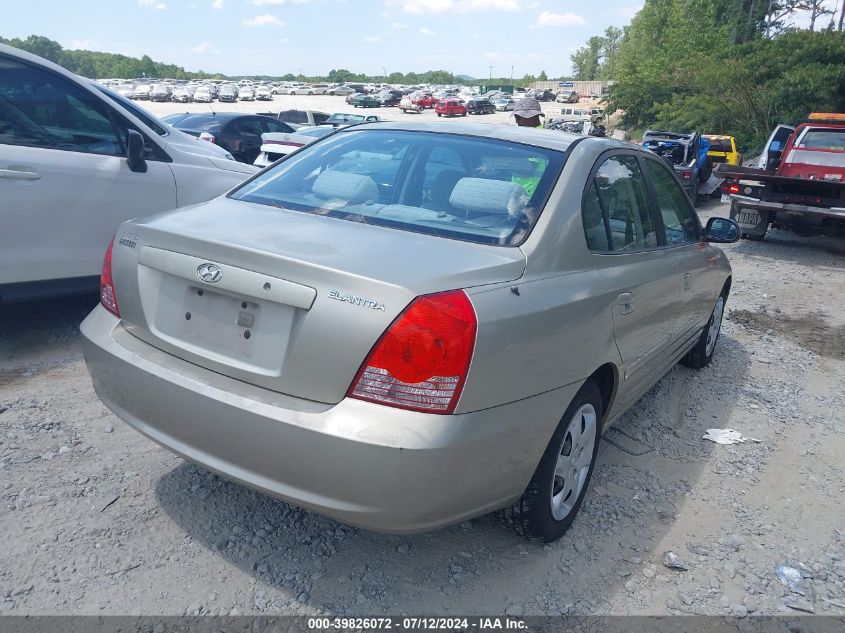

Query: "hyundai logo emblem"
(196, 263), (222, 283)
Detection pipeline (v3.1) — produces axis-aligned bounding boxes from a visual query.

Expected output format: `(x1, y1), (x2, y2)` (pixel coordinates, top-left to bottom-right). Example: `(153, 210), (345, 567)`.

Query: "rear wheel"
(501, 381), (602, 542)
(681, 294), (725, 369)
(699, 159), (713, 183)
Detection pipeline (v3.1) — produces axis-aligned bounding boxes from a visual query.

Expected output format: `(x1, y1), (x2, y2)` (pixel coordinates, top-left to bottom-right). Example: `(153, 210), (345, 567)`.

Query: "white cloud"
(392, 22), (408, 28)
(242, 14), (285, 26)
(253, 0), (312, 5)
(399, 0), (522, 14)
(138, 0), (167, 8)
(211, 0), (224, 8)
(363, 35), (383, 43)
(419, 26), (437, 36)
(69, 39), (94, 49)
(191, 41), (215, 53)
(535, 11), (585, 26)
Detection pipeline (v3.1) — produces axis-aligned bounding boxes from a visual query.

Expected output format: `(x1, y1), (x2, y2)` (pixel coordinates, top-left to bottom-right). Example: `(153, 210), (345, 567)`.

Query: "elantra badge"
(328, 289), (385, 311)
(196, 263), (222, 283)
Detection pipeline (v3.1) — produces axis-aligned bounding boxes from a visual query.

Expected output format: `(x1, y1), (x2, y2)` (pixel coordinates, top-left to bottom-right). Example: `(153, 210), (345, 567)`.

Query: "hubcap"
(550, 403), (597, 521)
(705, 297), (725, 356)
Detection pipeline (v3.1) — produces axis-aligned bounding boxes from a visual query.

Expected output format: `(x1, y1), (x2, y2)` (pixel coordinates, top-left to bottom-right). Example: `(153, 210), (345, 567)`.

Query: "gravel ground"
(1, 164), (844, 615)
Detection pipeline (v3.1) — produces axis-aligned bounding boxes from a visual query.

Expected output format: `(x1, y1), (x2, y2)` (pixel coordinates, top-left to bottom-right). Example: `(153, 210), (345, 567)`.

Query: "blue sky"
(5, 0), (837, 78)
(2, 0), (647, 77)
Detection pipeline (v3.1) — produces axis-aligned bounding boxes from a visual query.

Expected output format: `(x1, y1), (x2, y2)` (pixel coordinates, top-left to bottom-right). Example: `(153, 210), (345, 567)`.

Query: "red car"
(435, 99), (467, 117)
(412, 94), (436, 109)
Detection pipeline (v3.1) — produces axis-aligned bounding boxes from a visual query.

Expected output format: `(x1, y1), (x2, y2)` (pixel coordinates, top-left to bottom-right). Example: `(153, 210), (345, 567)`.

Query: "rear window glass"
(708, 138), (733, 152)
(798, 129), (845, 150)
(326, 113), (366, 124)
(231, 130), (565, 246)
(173, 115), (224, 131)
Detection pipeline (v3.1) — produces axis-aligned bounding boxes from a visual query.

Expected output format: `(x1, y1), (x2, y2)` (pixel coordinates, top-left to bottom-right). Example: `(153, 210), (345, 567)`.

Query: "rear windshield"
(708, 138), (733, 152)
(173, 115), (225, 131)
(326, 114), (366, 124)
(231, 130), (565, 246)
(798, 129), (845, 150)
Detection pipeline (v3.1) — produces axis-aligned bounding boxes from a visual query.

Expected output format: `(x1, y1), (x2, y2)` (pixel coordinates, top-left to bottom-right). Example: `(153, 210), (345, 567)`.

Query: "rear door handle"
(617, 292), (634, 315)
(0, 169), (41, 181)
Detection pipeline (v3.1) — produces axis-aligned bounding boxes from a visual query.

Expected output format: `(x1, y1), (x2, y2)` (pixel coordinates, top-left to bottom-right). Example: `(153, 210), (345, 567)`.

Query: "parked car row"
(110, 80), (278, 103)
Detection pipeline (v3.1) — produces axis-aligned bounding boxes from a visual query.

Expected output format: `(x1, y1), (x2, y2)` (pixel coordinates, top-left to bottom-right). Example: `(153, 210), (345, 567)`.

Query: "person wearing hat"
(510, 97), (547, 198)
(513, 97), (545, 128)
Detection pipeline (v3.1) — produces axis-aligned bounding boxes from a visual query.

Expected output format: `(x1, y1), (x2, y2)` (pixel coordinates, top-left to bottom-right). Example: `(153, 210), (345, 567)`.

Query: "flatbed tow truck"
(715, 113), (845, 240)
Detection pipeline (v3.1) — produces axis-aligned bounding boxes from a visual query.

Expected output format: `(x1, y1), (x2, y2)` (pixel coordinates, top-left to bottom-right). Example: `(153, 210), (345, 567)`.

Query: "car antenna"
(209, 104), (215, 115)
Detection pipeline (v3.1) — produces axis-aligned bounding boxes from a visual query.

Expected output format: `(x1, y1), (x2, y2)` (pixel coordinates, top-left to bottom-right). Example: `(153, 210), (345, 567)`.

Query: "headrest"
(312, 170), (379, 204)
(449, 177), (528, 215)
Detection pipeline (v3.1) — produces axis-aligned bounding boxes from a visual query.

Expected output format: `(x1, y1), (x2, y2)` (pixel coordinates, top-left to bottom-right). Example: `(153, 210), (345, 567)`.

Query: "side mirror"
(767, 140), (782, 155)
(704, 217), (740, 243)
(126, 129), (147, 173)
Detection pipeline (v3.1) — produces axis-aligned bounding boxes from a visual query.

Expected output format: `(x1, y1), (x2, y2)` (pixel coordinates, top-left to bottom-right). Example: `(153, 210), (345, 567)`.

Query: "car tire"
(501, 380), (602, 542)
(437, 113), (441, 117)
(690, 181), (700, 207)
(699, 159), (714, 183)
(681, 293), (726, 369)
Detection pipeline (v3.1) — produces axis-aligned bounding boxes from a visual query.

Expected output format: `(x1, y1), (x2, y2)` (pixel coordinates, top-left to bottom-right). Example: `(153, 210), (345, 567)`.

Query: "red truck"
(715, 113), (845, 240)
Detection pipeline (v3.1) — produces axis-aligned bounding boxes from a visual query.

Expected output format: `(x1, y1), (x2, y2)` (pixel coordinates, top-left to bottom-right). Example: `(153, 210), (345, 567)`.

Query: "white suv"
(0, 44), (259, 301)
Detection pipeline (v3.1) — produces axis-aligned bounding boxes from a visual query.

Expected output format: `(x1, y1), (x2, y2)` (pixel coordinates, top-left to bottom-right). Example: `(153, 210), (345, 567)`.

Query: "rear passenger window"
(644, 159), (700, 245)
(582, 155), (657, 252)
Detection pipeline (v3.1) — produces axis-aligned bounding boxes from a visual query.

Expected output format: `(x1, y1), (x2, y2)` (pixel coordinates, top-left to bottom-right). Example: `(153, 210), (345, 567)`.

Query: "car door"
(227, 117), (265, 163)
(642, 156), (716, 340)
(0, 53), (176, 287)
(581, 152), (682, 405)
(759, 124), (795, 171)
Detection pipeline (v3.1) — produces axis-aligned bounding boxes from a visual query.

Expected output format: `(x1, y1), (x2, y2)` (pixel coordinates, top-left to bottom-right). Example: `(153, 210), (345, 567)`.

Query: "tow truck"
(716, 113), (845, 240)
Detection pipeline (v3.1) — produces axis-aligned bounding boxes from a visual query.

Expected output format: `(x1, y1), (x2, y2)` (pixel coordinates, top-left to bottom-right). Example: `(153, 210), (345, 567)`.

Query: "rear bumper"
(729, 194), (845, 219)
(80, 305), (576, 533)
(729, 195), (845, 236)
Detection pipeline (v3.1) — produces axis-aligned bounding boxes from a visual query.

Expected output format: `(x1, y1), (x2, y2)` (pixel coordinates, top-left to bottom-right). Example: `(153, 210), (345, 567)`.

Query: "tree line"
(570, 0), (845, 148)
(1, 34), (557, 87)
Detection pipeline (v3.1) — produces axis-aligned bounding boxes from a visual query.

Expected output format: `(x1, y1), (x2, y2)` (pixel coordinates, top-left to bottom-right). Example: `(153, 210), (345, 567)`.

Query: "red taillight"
(347, 290), (477, 414)
(198, 132), (215, 143)
(100, 237), (120, 318)
(727, 183), (741, 194)
(681, 171), (691, 180)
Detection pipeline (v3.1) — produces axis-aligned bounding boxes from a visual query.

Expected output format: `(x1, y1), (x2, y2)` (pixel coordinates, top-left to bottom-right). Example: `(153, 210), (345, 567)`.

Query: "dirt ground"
(1, 130), (844, 616)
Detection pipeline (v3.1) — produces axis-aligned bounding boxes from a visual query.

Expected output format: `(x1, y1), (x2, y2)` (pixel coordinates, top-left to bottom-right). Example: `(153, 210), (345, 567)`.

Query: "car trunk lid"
(113, 197), (525, 404)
